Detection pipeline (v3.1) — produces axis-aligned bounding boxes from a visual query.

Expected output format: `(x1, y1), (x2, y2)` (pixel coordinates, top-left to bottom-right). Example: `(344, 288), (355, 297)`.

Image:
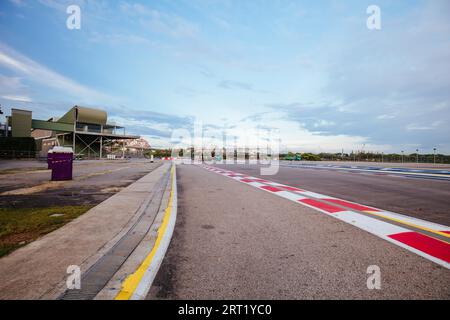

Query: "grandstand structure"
(5, 106), (141, 159)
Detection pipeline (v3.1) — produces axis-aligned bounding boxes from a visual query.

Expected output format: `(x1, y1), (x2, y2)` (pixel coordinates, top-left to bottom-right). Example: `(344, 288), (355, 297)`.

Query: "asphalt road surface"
(149, 164), (450, 299)
(213, 163), (450, 226)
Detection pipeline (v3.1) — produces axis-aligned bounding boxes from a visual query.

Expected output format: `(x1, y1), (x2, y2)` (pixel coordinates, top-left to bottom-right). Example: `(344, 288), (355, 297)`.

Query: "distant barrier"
(0, 150), (39, 159)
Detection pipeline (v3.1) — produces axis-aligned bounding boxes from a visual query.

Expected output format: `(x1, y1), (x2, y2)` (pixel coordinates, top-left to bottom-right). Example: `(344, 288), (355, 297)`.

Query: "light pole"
(401, 150), (404, 164)
(0, 104), (4, 137)
(433, 147), (437, 164)
(416, 149), (419, 164)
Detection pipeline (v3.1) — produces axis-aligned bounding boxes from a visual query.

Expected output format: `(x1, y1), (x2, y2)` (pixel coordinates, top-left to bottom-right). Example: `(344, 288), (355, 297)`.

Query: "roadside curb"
(42, 162), (168, 300)
(0, 162), (166, 300)
(114, 164), (177, 300)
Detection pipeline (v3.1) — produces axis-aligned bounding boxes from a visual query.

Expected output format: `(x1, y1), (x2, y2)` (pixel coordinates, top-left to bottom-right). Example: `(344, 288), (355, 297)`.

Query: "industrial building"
(3, 106), (142, 159)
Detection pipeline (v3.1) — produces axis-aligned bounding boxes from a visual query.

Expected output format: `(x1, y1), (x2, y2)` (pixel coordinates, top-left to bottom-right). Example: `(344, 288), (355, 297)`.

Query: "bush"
(301, 153), (321, 161)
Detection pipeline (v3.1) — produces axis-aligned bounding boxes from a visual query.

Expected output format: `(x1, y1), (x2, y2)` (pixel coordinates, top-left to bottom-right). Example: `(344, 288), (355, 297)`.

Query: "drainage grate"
(59, 170), (170, 300)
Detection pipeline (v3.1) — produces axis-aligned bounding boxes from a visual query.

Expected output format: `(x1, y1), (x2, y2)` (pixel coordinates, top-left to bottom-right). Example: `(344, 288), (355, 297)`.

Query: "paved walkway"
(0, 162), (171, 299)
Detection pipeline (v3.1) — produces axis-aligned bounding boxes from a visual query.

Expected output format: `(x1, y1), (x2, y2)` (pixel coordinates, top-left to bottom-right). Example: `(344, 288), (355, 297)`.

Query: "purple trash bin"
(51, 147), (73, 181)
(47, 151), (54, 169)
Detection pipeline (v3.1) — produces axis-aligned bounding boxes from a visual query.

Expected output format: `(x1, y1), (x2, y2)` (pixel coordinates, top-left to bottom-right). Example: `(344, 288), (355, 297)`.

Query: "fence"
(314, 153), (450, 164)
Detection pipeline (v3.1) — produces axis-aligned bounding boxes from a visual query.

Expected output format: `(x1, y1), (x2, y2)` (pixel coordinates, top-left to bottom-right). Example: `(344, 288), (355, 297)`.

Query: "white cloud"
(1, 95), (32, 102)
(376, 114), (396, 120)
(37, 0), (79, 12)
(0, 42), (113, 104)
(313, 119), (335, 128)
(88, 32), (155, 46)
(226, 111), (391, 153)
(0, 75), (25, 91)
(9, 0), (27, 7)
(406, 121), (443, 131)
(119, 2), (199, 39)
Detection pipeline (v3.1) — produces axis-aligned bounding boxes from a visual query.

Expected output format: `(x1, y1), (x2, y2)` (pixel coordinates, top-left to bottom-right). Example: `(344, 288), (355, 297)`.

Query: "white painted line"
(283, 164), (450, 178)
(130, 165), (178, 300)
(333, 211), (408, 236)
(299, 191), (333, 199)
(201, 165), (450, 269)
(276, 191), (307, 202)
(247, 182), (268, 188)
(115, 165), (178, 300)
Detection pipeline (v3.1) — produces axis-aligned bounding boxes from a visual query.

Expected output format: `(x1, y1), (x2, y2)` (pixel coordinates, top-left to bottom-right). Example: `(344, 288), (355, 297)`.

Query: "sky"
(0, 0), (449, 153)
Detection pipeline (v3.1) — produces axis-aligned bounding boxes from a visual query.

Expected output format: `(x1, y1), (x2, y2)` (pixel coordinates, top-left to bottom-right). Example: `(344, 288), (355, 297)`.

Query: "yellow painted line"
(364, 211), (450, 241)
(115, 165), (175, 300)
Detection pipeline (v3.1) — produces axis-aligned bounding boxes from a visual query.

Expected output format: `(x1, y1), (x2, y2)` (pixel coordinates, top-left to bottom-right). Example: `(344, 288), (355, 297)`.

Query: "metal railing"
(75, 124), (126, 136)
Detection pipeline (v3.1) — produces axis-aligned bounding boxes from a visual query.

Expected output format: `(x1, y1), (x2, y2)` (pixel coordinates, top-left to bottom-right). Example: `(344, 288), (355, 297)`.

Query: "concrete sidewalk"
(0, 162), (171, 300)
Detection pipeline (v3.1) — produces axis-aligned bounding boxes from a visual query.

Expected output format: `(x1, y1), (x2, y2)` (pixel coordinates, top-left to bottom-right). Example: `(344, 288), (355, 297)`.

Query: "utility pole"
(416, 149), (419, 164)
(401, 150), (404, 164)
(433, 147), (437, 164)
(73, 121), (76, 155)
(362, 144), (366, 162)
(0, 104), (4, 137)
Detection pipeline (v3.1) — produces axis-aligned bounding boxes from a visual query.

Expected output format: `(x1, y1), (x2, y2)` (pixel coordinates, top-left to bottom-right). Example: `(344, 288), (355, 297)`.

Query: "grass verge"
(0, 205), (92, 258)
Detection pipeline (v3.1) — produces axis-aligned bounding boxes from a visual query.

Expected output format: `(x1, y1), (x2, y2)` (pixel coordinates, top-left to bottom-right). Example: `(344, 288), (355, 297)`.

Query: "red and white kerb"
(202, 165), (450, 269)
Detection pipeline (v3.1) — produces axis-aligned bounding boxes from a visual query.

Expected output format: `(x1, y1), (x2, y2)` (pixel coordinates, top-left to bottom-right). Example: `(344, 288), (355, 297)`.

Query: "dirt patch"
(100, 187), (124, 193)
(0, 161), (162, 258)
(0, 181), (65, 196)
(0, 167), (130, 196)
(0, 168), (49, 176)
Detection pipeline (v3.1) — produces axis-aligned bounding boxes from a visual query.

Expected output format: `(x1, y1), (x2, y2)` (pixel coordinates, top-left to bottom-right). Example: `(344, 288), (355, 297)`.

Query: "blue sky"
(0, 0), (449, 153)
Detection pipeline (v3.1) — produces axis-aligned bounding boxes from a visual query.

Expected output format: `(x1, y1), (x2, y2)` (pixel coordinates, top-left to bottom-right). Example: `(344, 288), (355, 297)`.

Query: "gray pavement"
(0, 159), (48, 171)
(0, 159), (159, 208)
(149, 164), (450, 300)
(213, 163), (450, 226)
(289, 160), (450, 169)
